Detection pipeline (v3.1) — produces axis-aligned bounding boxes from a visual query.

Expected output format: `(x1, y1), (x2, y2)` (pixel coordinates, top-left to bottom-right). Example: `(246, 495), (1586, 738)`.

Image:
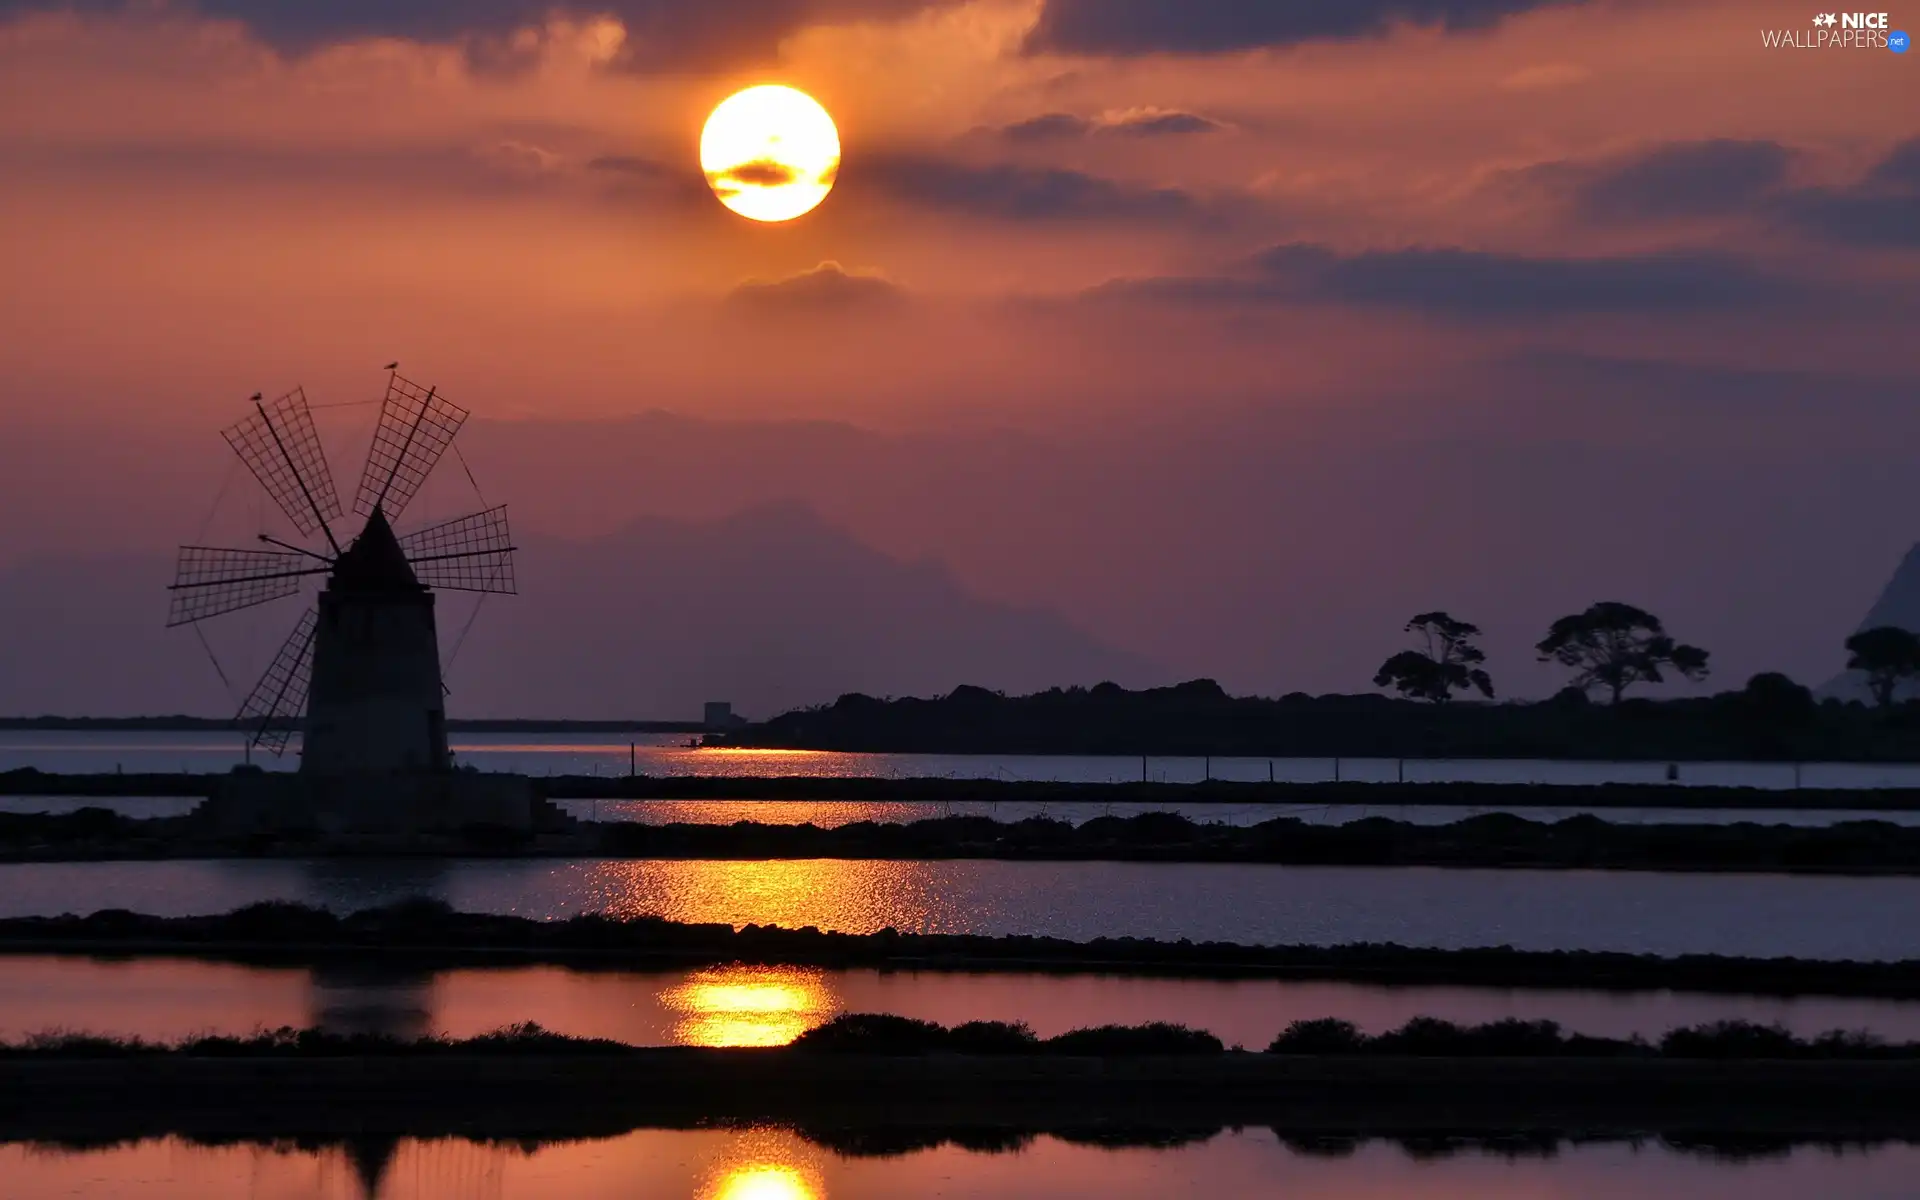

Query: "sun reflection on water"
(706, 1162), (819, 1200)
(663, 965), (838, 1046)
(700, 1129), (825, 1200)
(584, 858), (948, 933)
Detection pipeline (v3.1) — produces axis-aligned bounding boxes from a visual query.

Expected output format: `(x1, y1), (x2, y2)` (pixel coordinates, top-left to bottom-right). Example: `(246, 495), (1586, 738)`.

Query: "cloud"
(586, 155), (674, 177)
(1108, 109), (1223, 136)
(1571, 139), (1793, 222)
(1102, 243), (1800, 316)
(1868, 137), (1920, 189)
(0, 0), (939, 68)
(1000, 113), (1096, 142)
(999, 109), (1222, 142)
(862, 154), (1199, 221)
(1023, 0), (1584, 55)
(724, 262), (906, 313)
(714, 158), (802, 188)
(1773, 137), (1920, 249)
(1523, 136), (1917, 248)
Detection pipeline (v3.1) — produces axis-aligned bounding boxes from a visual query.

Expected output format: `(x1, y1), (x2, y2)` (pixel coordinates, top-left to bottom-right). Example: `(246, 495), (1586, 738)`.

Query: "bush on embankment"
(1265, 1017), (1915, 1060)
(0, 1022), (630, 1059)
(0, 1015), (1914, 1061)
(14, 901), (1920, 1000)
(790, 1014), (1223, 1056)
(19, 804), (1920, 875)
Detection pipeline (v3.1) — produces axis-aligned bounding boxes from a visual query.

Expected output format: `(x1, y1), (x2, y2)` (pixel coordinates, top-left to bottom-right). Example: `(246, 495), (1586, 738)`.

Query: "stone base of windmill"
(198, 770), (572, 842)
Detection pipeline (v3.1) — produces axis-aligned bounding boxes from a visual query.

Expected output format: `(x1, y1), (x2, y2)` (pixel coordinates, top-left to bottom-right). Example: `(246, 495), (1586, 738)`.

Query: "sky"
(0, 0), (1917, 712)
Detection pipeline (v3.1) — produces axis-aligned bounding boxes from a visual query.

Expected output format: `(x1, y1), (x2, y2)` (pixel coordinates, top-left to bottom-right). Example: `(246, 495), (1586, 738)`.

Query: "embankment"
(8, 804), (1920, 874)
(4, 1046), (1920, 1141)
(7, 902), (1920, 997)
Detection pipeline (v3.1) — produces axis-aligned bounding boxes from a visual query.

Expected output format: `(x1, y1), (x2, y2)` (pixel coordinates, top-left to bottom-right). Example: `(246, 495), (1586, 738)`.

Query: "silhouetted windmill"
(168, 369), (516, 769)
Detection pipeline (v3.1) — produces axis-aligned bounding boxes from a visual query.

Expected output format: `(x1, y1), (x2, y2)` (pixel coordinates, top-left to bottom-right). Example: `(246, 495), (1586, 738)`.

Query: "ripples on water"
(3, 1130), (1917, 1199)
(3, 858), (1919, 959)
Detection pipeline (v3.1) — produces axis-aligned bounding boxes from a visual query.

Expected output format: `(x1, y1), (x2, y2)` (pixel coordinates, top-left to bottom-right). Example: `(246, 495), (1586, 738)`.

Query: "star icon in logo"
(1813, 12), (1837, 25)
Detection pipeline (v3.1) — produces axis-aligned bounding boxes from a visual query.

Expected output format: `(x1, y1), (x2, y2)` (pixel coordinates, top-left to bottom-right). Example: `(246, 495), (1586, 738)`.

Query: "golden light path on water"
(580, 859), (960, 933)
(663, 965), (836, 1047)
(701, 1129), (826, 1200)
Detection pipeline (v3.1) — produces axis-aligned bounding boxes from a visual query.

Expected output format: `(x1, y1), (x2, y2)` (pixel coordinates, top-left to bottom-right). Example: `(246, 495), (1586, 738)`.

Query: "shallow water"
(7, 729), (1920, 788)
(11, 794), (1920, 829)
(4, 1130), (1917, 1199)
(1, 858), (1916, 959)
(2, 955), (1917, 1047)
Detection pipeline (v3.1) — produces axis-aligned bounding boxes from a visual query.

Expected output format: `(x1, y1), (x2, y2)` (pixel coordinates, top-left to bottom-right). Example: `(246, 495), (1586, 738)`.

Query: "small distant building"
(704, 701), (747, 731)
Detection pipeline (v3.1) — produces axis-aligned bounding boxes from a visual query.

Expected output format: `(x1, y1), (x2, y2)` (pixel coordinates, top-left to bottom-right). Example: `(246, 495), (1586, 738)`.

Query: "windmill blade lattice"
(354, 373), (470, 522)
(397, 505), (518, 594)
(235, 607), (318, 755)
(221, 389), (343, 541)
(167, 546), (327, 627)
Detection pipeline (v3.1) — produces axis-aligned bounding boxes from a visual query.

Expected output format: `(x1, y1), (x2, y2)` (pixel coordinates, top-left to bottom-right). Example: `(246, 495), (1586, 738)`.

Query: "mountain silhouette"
(0, 503), (1158, 719)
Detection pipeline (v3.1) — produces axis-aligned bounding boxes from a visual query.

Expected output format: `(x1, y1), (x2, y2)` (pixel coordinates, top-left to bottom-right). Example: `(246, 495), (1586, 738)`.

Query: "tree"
(1535, 602), (1709, 704)
(1374, 612), (1495, 703)
(1739, 672), (1814, 726)
(1844, 626), (1920, 707)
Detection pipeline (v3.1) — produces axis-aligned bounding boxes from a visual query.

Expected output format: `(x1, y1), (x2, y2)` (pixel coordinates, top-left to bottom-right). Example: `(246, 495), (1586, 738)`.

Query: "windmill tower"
(168, 369), (546, 836)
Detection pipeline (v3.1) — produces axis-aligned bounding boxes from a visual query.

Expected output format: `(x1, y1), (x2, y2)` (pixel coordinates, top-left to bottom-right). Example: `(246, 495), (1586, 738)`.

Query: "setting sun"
(700, 85), (840, 222)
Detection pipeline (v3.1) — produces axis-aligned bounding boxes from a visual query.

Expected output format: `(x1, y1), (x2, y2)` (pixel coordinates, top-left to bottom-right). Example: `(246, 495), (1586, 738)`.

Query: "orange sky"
(1, 0), (1912, 429)
(0, 0), (1916, 704)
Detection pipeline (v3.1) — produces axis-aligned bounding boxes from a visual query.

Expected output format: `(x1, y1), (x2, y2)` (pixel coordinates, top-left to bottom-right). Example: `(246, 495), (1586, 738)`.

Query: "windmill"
(168, 369), (516, 774)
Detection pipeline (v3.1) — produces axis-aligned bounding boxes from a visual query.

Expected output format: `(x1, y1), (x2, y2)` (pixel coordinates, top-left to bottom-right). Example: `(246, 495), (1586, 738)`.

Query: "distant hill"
(1820, 543), (1920, 701)
(0, 503), (1159, 719)
(716, 678), (1920, 760)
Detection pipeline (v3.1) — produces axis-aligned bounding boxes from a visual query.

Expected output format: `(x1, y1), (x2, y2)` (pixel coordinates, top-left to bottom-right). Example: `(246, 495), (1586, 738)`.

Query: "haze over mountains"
(1, 363), (1917, 714)
(0, 503), (1155, 719)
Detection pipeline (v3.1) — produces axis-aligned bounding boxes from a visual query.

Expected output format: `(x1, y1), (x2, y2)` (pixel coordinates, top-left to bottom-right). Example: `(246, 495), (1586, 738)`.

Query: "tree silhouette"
(1535, 602), (1709, 704)
(1374, 612), (1494, 703)
(1740, 672), (1814, 727)
(1844, 626), (1920, 707)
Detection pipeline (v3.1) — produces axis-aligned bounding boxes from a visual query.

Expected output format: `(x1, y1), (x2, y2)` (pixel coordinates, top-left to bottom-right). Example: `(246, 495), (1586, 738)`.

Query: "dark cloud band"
(862, 154), (1198, 221)
(0, 0), (934, 67)
(1025, 0), (1582, 55)
(1107, 243), (1800, 316)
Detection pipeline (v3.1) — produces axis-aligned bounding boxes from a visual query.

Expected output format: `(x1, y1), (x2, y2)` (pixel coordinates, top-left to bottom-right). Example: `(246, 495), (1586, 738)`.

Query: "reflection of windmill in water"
(326, 1135), (511, 1200)
(169, 368), (553, 836)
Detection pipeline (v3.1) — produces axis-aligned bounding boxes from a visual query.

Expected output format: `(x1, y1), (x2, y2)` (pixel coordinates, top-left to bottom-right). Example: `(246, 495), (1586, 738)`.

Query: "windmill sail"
(354, 373), (470, 522)
(221, 388), (343, 543)
(397, 505), (517, 594)
(167, 546), (327, 626)
(235, 607), (318, 755)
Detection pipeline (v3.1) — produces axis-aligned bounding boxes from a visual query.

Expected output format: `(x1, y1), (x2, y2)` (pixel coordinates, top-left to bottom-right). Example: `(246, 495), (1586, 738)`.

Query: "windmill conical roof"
(329, 507), (422, 593)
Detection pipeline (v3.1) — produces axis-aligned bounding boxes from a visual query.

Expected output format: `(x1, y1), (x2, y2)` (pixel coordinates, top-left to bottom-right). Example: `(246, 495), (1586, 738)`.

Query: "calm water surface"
(4, 1132), (1916, 1199)
(4, 956), (1917, 1047)
(7, 730), (1920, 789)
(1, 858), (1917, 958)
(10, 795), (1920, 828)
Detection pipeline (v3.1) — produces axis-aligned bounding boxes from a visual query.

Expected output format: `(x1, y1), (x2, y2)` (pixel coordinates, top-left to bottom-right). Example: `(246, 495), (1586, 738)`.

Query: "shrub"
(1267, 1018), (1366, 1055)
(790, 1013), (951, 1055)
(947, 1020), (1039, 1054)
(1045, 1023), (1223, 1056)
(1660, 1020), (1803, 1060)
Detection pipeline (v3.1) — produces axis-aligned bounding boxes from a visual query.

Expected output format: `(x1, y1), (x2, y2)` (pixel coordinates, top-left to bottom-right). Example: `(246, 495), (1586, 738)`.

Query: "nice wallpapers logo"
(1763, 12), (1910, 50)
